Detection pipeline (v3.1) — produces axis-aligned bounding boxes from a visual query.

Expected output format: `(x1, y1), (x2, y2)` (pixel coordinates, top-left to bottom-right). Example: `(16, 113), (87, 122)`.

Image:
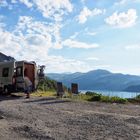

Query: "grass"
(68, 92), (128, 104)
(30, 90), (140, 104)
(31, 90), (57, 97)
(101, 95), (128, 103)
(127, 94), (140, 104)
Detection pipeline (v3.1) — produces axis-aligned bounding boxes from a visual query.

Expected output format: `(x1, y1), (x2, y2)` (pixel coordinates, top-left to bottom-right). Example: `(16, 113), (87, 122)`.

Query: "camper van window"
(16, 67), (23, 76)
(2, 68), (9, 77)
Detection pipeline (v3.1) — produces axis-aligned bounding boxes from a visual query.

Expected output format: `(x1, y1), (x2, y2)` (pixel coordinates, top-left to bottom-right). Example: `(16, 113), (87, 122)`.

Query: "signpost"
(57, 82), (64, 97)
(71, 83), (78, 94)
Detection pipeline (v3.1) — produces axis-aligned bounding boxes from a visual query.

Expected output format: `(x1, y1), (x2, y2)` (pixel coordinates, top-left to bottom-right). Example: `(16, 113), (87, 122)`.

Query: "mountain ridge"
(47, 69), (140, 92)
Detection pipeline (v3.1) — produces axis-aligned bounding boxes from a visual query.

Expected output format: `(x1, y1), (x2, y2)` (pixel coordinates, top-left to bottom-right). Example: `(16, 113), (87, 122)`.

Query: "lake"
(80, 90), (140, 98)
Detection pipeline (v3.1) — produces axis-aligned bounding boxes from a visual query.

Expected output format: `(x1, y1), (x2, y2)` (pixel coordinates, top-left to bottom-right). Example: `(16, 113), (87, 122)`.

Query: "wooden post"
(71, 83), (78, 94)
(56, 82), (64, 97)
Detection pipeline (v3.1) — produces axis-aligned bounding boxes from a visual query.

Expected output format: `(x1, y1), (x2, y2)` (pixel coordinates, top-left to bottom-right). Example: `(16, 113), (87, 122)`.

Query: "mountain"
(124, 85), (140, 92)
(0, 52), (15, 62)
(47, 69), (140, 92)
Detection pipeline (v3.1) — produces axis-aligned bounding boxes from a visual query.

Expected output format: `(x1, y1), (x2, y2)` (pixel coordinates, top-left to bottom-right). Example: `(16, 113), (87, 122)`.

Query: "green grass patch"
(69, 91), (128, 104)
(101, 96), (128, 104)
(31, 90), (57, 97)
(136, 94), (140, 99)
(127, 94), (140, 103)
(31, 90), (128, 104)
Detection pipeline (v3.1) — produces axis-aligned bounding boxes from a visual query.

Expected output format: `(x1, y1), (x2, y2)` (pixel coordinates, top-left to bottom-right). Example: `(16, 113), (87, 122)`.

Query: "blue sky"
(0, 0), (140, 75)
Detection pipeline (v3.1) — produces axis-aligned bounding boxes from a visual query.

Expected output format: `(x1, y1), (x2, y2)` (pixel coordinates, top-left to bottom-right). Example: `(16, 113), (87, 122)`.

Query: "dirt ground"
(0, 95), (140, 140)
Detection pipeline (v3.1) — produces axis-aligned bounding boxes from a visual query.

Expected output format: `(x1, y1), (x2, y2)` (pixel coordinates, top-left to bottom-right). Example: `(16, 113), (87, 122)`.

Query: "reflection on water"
(80, 90), (140, 98)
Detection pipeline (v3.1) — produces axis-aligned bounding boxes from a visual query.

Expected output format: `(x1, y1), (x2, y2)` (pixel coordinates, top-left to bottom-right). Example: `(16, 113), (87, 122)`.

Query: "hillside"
(37, 76), (67, 92)
(37, 77), (57, 91)
(124, 85), (140, 92)
(47, 69), (140, 92)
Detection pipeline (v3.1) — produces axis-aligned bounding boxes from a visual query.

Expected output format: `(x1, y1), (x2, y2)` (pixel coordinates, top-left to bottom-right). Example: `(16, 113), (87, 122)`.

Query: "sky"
(0, 0), (140, 75)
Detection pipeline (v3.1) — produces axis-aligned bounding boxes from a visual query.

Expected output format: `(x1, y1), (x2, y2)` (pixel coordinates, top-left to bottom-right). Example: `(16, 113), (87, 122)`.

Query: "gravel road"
(0, 95), (140, 140)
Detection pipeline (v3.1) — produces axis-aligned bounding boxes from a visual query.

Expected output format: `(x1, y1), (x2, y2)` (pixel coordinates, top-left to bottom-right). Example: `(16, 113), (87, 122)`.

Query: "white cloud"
(0, 4), (100, 73)
(1, 15), (97, 73)
(45, 56), (93, 73)
(11, 0), (33, 8)
(0, 15), (5, 28)
(0, 29), (99, 73)
(93, 65), (110, 69)
(32, 0), (73, 21)
(86, 31), (97, 36)
(0, 25), (103, 73)
(105, 9), (138, 28)
(134, 0), (140, 2)
(19, 0), (33, 8)
(125, 44), (140, 50)
(86, 57), (99, 61)
(78, 7), (106, 24)
(78, 7), (91, 24)
(0, 0), (8, 7)
(10, 0), (73, 21)
(63, 39), (99, 49)
(84, 28), (97, 36)
(15, 16), (62, 49)
(115, 0), (140, 5)
(0, 0), (13, 10)
(81, 0), (86, 4)
(70, 32), (79, 39)
(11, 0), (17, 3)
(114, 0), (127, 5)
(0, 15), (63, 63)
(0, 29), (22, 57)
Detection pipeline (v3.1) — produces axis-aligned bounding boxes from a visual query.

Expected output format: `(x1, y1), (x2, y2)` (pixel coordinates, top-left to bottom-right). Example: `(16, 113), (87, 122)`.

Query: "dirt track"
(0, 95), (140, 140)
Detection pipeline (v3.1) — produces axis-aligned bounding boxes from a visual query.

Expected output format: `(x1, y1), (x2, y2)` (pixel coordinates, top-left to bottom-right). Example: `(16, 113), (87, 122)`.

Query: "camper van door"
(15, 61), (24, 91)
(0, 61), (15, 93)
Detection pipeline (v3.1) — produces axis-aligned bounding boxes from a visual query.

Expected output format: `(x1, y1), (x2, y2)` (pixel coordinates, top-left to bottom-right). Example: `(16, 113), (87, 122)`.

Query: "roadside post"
(56, 82), (64, 98)
(71, 83), (78, 94)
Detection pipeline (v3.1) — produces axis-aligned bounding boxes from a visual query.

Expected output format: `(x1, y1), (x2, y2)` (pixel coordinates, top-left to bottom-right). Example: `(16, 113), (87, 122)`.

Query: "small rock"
(0, 115), (4, 119)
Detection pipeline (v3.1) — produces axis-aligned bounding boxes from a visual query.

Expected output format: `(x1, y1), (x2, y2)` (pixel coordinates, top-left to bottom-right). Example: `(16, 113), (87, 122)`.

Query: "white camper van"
(0, 60), (39, 94)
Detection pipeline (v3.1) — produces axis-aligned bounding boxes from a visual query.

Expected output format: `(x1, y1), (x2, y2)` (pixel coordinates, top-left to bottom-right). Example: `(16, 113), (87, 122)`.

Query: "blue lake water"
(80, 90), (140, 98)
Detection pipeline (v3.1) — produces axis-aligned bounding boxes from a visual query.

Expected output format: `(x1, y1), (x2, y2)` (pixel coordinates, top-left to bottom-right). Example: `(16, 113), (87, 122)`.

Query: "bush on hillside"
(110, 96), (128, 104)
(101, 95), (110, 102)
(37, 77), (57, 91)
(136, 94), (140, 99)
(101, 96), (127, 104)
(85, 91), (99, 96)
(87, 94), (101, 101)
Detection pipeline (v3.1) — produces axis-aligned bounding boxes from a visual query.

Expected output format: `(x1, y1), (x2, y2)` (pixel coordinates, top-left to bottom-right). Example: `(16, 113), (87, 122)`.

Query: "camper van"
(0, 60), (39, 94)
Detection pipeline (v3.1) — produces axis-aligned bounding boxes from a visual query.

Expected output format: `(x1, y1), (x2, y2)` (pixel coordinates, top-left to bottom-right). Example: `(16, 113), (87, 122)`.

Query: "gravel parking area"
(0, 95), (140, 140)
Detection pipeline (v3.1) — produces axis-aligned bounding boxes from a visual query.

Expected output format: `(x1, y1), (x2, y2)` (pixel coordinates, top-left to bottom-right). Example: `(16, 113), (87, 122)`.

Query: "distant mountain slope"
(124, 85), (140, 92)
(47, 69), (140, 92)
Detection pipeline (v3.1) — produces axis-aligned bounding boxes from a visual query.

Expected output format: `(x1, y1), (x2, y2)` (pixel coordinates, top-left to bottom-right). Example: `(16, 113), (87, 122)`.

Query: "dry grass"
(31, 90), (57, 97)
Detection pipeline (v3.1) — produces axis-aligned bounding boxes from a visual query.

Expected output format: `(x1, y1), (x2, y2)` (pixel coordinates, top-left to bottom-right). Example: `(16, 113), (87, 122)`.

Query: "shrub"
(79, 94), (92, 101)
(83, 91), (101, 101)
(85, 91), (99, 96)
(101, 95), (127, 104)
(110, 96), (128, 104)
(69, 91), (127, 104)
(88, 94), (101, 101)
(136, 94), (140, 99)
(101, 95), (110, 103)
(127, 94), (140, 103)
